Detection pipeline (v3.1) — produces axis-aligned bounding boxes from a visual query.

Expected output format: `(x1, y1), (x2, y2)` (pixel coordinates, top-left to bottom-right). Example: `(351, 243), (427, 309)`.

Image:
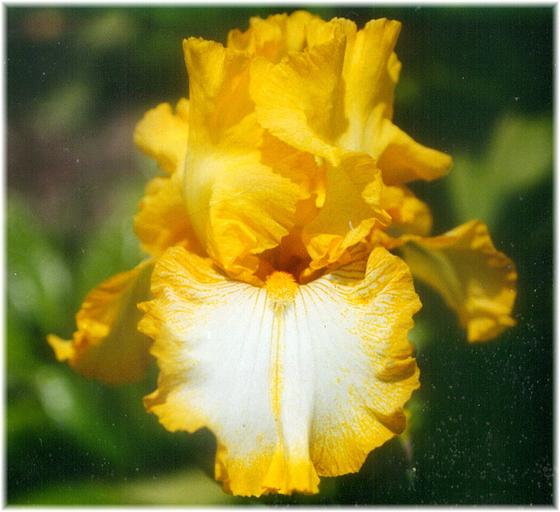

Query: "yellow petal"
(381, 185), (433, 237)
(134, 100), (189, 174)
(250, 29), (346, 165)
(227, 11), (318, 61)
(139, 245), (420, 496)
(183, 38), (307, 283)
(260, 131), (326, 210)
(374, 121), (452, 185)
(134, 171), (201, 257)
(183, 38), (252, 146)
(336, 18), (402, 152)
(47, 260), (154, 384)
(335, 18), (451, 184)
(399, 221), (517, 342)
(207, 151), (308, 284)
(302, 152), (391, 272)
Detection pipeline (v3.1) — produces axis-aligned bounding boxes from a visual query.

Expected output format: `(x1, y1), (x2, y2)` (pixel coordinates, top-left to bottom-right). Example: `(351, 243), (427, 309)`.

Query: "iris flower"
(48, 12), (517, 497)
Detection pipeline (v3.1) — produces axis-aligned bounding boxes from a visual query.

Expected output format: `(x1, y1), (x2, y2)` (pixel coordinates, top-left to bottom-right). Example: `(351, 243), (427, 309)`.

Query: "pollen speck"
(265, 271), (298, 304)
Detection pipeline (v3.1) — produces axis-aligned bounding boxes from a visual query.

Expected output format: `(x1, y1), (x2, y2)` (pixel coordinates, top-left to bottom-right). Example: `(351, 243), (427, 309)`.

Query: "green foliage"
(448, 115), (553, 228)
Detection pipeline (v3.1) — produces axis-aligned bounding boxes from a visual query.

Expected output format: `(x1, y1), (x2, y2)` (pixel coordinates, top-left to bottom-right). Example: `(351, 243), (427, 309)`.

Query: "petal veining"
(140, 245), (420, 496)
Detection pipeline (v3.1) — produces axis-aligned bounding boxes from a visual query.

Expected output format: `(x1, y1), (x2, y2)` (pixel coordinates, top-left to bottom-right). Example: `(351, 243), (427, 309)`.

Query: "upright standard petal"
(134, 100), (189, 175)
(227, 11), (318, 61)
(250, 29), (347, 166)
(335, 18), (451, 184)
(183, 38), (307, 283)
(48, 260), (154, 384)
(398, 220), (517, 342)
(336, 18), (401, 152)
(139, 245), (420, 496)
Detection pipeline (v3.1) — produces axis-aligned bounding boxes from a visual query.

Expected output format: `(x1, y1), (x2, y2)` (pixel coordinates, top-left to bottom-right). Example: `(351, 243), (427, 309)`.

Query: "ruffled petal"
(207, 151), (308, 284)
(398, 220), (517, 342)
(134, 100), (189, 175)
(139, 245), (420, 496)
(250, 28), (347, 166)
(47, 260), (154, 384)
(183, 38), (307, 283)
(335, 18), (401, 152)
(134, 171), (201, 257)
(381, 185), (433, 237)
(227, 11), (318, 61)
(302, 152), (391, 273)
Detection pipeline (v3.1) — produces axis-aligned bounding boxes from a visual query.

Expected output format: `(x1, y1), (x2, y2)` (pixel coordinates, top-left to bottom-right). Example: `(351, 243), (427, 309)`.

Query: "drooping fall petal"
(139, 245), (420, 496)
(398, 220), (517, 342)
(48, 260), (154, 384)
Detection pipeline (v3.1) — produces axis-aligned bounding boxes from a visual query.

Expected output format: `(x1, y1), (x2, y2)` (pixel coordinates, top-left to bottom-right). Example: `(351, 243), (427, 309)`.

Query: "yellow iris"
(47, 12), (517, 497)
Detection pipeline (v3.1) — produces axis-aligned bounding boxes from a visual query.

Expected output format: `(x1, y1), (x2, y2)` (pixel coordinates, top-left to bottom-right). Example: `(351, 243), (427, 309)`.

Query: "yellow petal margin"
(134, 99), (189, 175)
(47, 260), (154, 384)
(139, 245), (420, 496)
(399, 220), (517, 342)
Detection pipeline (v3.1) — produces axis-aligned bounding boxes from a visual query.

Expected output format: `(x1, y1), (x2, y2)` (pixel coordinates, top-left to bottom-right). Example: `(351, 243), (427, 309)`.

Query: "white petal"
(140, 246), (420, 496)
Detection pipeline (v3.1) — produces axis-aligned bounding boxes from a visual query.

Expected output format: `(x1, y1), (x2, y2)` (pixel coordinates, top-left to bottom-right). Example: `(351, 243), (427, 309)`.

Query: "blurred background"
(6, 6), (553, 505)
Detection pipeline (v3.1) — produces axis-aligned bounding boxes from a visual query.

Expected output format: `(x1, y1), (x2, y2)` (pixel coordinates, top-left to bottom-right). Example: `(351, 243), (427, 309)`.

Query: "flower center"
(265, 271), (298, 304)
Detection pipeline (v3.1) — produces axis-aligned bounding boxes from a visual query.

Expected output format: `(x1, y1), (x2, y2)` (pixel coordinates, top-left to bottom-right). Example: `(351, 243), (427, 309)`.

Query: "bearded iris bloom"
(48, 12), (517, 497)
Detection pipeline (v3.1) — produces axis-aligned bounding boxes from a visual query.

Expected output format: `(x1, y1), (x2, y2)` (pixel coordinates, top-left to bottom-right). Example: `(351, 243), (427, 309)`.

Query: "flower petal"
(207, 152), (308, 284)
(134, 100), (189, 174)
(336, 18), (401, 152)
(374, 120), (453, 185)
(302, 152), (391, 273)
(183, 38), (307, 283)
(381, 185), (433, 237)
(47, 260), (154, 384)
(134, 172), (201, 257)
(250, 29), (346, 165)
(399, 220), (517, 342)
(227, 11), (318, 61)
(139, 245), (420, 496)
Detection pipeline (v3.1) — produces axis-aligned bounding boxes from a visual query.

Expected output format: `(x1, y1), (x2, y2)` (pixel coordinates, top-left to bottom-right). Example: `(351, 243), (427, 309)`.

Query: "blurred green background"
(6, 6), (553, 505)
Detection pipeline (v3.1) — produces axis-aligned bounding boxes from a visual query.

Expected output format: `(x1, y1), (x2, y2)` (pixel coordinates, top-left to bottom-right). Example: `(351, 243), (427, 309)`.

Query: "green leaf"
(447, 114), (552, 227)
(7, 194), (72, 334)
(11, 469), (238, 505)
